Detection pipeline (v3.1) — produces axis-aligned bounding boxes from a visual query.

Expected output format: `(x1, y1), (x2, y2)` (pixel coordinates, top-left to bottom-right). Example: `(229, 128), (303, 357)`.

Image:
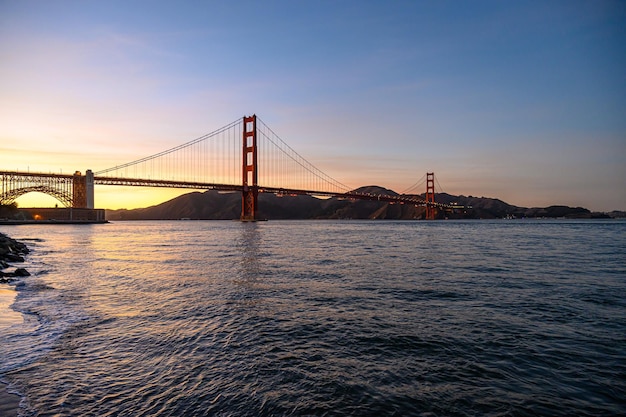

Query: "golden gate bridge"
(1, 115), (456, 220)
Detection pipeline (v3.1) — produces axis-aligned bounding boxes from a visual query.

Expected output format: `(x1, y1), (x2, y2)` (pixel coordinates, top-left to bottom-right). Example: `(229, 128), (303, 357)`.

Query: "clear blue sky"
(1, 0), (624, 211)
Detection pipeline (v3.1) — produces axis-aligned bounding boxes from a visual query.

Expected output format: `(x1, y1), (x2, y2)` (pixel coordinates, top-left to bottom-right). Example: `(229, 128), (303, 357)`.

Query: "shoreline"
(0, 232), (31, 416)
(0, 287), (22, 416)
(0, 287), (23, 329)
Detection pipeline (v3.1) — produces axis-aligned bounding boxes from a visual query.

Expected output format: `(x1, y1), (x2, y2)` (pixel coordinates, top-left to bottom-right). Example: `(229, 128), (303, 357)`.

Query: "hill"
(105, 186), (411, 221)
(104, 187), (611, 221)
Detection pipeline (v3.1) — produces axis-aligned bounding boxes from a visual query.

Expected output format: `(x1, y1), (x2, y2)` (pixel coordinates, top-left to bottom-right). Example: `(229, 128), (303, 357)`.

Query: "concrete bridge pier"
(72, 169), (94, 209)
(86, 169), (94, 209)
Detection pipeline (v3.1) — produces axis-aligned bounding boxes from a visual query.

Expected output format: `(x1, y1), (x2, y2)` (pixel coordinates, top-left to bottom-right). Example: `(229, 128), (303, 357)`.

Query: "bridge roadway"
(1, 170), (457, 211)
(94, 175), (457, 210)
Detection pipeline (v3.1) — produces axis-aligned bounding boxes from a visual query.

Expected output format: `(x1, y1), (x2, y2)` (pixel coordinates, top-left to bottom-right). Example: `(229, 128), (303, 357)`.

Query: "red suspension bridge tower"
(425, 172), (436, 220)
(241, 115), (258, 221)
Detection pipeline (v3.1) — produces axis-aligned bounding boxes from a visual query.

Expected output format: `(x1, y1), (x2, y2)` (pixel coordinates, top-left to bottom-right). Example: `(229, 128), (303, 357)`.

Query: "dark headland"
(103, 186), (620, 221)
(2, 187), (621, 222)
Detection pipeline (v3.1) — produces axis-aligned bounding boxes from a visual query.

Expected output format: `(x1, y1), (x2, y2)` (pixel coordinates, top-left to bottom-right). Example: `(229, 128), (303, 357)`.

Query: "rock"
(13, 268), (30, 277)
(3, 253), (24, 263)
(0, 268), (30, 278)
(0, 233), (30, 271)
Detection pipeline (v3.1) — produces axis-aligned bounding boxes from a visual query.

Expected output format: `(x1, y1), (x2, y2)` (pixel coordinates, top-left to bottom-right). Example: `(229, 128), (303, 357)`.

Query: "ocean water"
(1, 219), (625, 416)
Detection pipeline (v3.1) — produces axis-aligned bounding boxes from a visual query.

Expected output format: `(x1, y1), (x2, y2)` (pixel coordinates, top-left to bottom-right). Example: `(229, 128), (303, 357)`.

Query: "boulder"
(13, 268), (30, 277)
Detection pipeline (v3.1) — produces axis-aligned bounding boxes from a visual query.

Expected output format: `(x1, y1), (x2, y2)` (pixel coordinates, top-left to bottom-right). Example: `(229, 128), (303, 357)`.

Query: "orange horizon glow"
(13, 187), (194, 210)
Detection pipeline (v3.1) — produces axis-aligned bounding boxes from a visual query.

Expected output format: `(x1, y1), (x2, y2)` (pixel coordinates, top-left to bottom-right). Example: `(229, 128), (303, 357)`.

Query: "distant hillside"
(105, 186), (419, 221)
(105, 187), (611, 221)
(432, 193), (609, 219)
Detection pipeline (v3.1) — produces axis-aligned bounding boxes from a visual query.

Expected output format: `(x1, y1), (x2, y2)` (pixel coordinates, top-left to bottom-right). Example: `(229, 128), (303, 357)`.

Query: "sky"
(1, 0), (624, 211)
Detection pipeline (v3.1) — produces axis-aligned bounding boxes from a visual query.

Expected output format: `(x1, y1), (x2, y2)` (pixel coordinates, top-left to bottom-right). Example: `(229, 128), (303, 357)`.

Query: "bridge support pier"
(71, 170), (95, 209)
(86, 169), (94, 209)
(72, 171), (87, 208)
(241, 115), (258, 221)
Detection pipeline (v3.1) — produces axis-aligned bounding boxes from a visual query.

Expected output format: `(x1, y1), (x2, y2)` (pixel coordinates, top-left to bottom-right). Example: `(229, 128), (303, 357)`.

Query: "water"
(1, 220), (625, 416)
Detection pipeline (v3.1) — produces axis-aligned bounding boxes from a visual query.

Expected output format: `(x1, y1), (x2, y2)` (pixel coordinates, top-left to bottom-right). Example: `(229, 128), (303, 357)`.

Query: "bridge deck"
(94, 176), (457, 209)
(2, 171), (459, 211)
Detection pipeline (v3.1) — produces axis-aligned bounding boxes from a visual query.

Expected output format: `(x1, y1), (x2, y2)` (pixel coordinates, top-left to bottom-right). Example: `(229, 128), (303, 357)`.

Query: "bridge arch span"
(0, 186), (73, 208)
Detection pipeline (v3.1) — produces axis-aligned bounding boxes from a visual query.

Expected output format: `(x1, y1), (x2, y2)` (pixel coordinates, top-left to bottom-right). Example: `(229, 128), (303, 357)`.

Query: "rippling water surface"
(1, 220), (625, 416)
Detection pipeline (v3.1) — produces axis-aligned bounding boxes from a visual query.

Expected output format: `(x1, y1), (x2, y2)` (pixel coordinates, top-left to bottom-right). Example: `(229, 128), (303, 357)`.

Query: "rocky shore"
(0, 232), (31, 282)
(0, 232), (29, 416)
